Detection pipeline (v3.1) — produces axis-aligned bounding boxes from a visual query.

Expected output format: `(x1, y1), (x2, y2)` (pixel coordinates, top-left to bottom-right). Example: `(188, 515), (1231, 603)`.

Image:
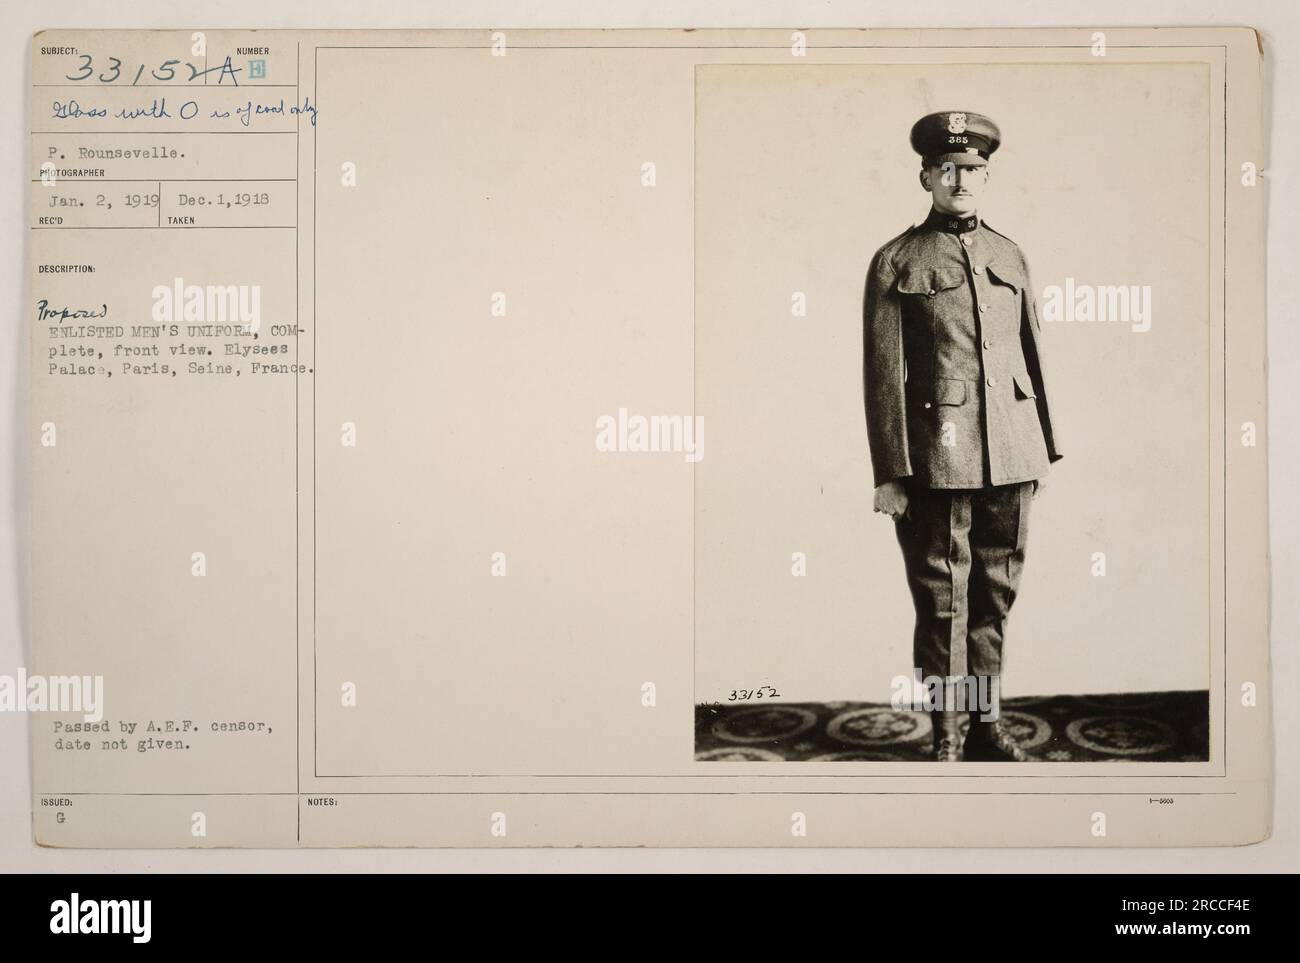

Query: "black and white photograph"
(0, 0), (1290, 894)
(694, 63), (1220, 767)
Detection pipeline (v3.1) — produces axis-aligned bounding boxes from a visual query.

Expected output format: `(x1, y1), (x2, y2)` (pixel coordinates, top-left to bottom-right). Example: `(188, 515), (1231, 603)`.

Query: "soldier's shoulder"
(979, 220), (1020, 245)
(870, 223), (924, 270)
(980, 221), (1032, 265)
(980, 221), (1026, 249)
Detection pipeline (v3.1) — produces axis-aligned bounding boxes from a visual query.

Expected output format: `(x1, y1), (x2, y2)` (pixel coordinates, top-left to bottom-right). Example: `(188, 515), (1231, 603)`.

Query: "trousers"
(892, 480), (1033, 681)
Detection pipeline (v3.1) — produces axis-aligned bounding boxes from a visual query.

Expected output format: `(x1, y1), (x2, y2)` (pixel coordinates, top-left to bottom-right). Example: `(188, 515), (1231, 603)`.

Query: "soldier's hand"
(873, 481), (910, 520)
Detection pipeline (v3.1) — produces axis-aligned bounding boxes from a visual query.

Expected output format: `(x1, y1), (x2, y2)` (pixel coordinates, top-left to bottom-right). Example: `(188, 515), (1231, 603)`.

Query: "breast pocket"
(896, 266), (969, 351)
(984, 260), (1025, 295)
(897, 266), (967, 304)
(983, 260), (1026, 339)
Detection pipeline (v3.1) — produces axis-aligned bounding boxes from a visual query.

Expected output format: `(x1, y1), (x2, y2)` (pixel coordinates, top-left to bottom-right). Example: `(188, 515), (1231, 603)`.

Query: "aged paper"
(26, 27), (1269, 847)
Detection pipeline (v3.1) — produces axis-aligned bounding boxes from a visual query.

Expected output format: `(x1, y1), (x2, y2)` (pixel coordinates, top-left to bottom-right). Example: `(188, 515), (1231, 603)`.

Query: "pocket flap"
(897, 266), (966, 296)
(935, 378), (967, 406)
(985, 260), (1026, 292)
(1013, 374), (1037, 400)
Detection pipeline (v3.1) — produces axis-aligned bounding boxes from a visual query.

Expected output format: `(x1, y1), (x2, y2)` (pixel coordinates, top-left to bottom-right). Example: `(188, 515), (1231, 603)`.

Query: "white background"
(1, 0), (1295, 871)
(694, 61), (1212, 700)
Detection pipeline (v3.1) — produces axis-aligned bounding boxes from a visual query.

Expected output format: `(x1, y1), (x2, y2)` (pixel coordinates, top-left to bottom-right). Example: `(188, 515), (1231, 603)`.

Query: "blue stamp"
(248, 59), (267, 80)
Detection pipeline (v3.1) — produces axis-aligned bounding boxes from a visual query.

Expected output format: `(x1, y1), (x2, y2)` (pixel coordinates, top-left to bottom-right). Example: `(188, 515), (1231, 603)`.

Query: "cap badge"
(947, 112), (968, 134)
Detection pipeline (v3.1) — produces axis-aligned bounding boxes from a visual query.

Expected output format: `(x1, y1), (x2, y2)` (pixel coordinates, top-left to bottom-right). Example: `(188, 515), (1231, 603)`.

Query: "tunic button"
(987, 376), (997, 388)
(979, 304), (988, 312)
(927, 288), (935, 296)
(961, 236), (972, 246)
(973, 265), (983, 274)
(983, 338), (993, 349)
(923, 402), (932, 409)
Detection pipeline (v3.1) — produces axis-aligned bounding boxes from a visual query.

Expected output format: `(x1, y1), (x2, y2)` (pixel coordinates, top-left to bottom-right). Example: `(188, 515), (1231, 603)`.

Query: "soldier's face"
(921, 161), (988, 216)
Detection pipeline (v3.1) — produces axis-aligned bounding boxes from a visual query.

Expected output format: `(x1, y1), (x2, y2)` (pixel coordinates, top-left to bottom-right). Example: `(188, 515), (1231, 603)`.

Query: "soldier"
(863, 111), (1062, 762)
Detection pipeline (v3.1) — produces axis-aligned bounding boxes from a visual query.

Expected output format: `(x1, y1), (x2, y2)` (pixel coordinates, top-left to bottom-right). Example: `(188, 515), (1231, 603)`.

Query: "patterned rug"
(694, 691), (1209, 762)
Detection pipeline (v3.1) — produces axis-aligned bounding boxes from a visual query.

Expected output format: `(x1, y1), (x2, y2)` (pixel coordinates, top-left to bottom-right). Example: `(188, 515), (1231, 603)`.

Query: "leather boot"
(963, 676), (1031, 761)
(931, 710), (964, 762)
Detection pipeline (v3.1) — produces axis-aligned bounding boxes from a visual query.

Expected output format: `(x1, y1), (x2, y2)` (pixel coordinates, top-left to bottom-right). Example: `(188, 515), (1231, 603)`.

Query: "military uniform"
(863, 112), (1062, 757)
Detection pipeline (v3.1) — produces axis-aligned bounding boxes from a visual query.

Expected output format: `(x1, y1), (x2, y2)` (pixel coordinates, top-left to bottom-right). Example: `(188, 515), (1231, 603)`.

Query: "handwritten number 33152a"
(64, 55), (243, 85)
